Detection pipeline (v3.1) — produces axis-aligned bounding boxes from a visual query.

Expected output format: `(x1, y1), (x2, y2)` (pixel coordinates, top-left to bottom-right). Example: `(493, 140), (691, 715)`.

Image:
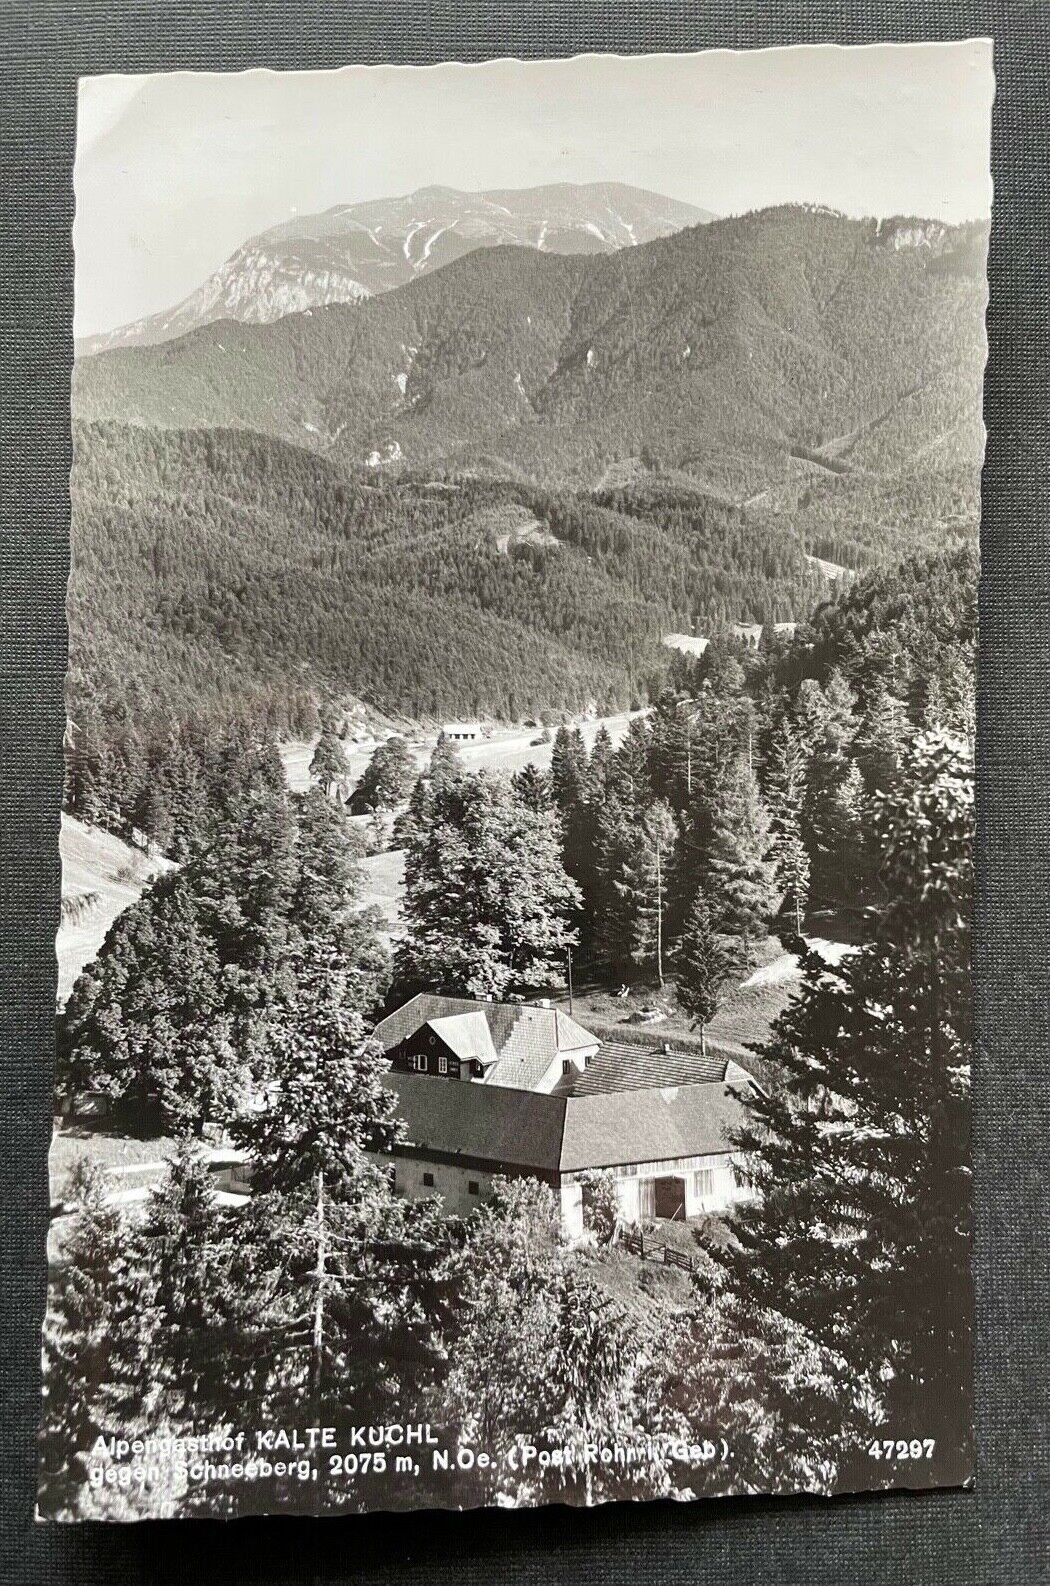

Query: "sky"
(74, 43), (994, 338)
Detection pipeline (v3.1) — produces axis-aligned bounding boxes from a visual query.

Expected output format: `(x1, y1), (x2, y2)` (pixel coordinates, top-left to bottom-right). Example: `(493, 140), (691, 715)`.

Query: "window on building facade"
(423, 1171), (435, 1187)
(694, 1168), (716, 1200)
(468, 1180), (480, 1196)
(562, 1059), (572, 1075)
(438, 1054), (448, 1074)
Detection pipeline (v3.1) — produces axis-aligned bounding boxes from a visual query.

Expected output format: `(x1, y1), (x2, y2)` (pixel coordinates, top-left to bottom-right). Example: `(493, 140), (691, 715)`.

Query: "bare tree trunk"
(655, 846), (664, 986)
(311, 1169), (326, 1407)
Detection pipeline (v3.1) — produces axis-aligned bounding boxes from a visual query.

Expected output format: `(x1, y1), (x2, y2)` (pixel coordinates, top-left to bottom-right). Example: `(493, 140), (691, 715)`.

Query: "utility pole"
(655, 840), (664, 987)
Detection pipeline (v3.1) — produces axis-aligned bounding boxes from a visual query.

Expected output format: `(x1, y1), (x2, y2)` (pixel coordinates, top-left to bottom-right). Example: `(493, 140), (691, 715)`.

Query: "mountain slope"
(78, 182), (712, 354)
(75, 206), (989, 514)
(69, 419), (837, 744)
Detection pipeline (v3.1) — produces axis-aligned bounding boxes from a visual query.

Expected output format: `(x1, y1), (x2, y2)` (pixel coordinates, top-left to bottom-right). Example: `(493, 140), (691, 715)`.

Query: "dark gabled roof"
(387, 1071), (567, 1174)
(559, 1081), (750, 1173)
(374, 994), (597, 1090)
(572, 1039), (727, 1095)
(384, 1068), (754, 1177)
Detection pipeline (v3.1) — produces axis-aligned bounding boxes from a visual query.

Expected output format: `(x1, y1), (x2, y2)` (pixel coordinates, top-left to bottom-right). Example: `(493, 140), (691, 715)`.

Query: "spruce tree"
(763, 719), (811, 935)
(611, 800), (678, 984)
(549, 725), (589, 812)
(511, 761), (552, 813)
(231, 946), (448, 1507)
(587, 723), (614, 799)
(594, 795), (639, 979)
(606, 716), (652, 814)
(309, 713), (348, 799)
(821, 759), (868, 903)
(706, 758), (778, 968)
(674, 894), (738, 1046)
(427, 731), (463, 786)
(140, 1141), (241, 1429)
(856, 677), (905, 793)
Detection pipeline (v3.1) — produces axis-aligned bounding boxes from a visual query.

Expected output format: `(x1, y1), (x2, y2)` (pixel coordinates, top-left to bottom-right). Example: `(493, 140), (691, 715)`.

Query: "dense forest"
(48, 541), (975, 1512)
(66, 420), (867, 840)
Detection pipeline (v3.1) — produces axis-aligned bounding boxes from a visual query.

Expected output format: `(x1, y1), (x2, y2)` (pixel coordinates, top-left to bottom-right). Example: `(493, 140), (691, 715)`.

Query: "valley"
(279, 709), (645, 793)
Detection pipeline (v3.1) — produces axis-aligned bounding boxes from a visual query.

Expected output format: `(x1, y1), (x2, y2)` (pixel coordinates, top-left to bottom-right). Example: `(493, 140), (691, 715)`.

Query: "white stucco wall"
(390, 1154), (499, 1216)
(381, 1149), (749, 1235)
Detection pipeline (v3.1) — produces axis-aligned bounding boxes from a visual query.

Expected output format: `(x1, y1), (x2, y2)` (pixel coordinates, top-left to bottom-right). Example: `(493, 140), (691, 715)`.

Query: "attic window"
(562, 1059), (572, 1076)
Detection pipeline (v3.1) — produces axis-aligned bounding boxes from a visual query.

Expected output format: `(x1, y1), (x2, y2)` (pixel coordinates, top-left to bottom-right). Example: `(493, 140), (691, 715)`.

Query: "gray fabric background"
(2, 3), (1046, 1581)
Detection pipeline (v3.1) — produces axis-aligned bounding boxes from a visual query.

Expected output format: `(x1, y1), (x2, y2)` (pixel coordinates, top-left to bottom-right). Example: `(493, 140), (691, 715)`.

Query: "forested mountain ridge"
(75, 206), (988, 510)
(68, 420), (832, 738)
(78, 182), (713, 356)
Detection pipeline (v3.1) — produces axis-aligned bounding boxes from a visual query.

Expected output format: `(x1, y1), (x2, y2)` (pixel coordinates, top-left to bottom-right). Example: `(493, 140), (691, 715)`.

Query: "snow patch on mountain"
(78, 182), (716, 356)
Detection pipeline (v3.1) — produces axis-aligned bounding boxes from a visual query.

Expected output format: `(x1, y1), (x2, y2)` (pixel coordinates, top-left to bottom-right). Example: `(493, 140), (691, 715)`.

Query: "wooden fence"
(618, 1225), (698, 1274)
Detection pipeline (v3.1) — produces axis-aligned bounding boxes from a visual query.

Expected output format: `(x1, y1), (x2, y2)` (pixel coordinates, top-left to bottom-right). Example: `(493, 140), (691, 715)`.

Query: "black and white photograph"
(41, 43), (992, 1520)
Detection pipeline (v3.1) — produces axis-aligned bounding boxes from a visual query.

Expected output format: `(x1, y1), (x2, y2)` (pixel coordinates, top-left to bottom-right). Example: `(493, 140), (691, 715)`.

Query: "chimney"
(533, 998), (551, 1010)
(662, 1040), (674, 1054)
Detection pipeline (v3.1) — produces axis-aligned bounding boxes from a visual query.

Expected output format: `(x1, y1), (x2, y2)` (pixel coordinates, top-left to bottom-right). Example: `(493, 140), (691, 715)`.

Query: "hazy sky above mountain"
(75, 43), (993, 337)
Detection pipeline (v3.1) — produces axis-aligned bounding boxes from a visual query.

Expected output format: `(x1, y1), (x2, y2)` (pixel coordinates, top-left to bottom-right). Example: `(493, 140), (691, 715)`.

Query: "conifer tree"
(606, 716), (652, 814)
(674, 894), (738, 1046)
(594, 795), (639, 978)
(856, 677), (905, 792)
(587, 723), (614, 799)
(309, 713), (348, 799)
(511, 761), (552, 813)
(706, 759), (778, 967)
(350, 735), (415, 813)
(610, 800), (678, 984)
(763, 720), (811, 934)
(427, 731), (463, 786)
(140, 1141), (241, 1427)
(821, 759), (868, 902)
(549, 725), (589, 812)
(231, 946), (448, 1505)
(396, 767), (580, 998)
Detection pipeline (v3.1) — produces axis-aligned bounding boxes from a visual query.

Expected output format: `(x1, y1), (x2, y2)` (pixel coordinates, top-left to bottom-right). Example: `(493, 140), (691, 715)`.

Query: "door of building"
(654, 1175), (686, 1220)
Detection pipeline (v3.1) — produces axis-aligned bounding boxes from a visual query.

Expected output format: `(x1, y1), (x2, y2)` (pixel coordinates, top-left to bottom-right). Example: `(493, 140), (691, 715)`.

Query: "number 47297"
(868, 1438), (936, 1460)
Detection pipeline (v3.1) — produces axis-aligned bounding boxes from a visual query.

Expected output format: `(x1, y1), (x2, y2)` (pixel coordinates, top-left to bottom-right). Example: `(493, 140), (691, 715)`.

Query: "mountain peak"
(77, 181), (715, 357)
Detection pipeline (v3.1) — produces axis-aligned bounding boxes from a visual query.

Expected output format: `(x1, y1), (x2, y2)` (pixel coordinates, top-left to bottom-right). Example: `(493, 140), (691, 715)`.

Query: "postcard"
(41, 42), (991, 1518)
